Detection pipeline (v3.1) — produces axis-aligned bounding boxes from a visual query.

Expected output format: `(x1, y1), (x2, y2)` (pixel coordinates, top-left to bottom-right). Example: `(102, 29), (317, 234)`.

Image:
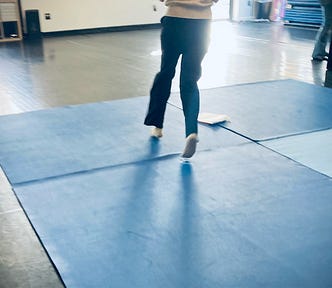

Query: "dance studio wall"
(20, 0), (166, 33)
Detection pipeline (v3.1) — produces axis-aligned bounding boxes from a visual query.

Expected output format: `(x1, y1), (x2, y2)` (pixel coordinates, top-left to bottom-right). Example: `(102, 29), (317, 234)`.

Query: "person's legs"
(144, 17), (181, 130)
(179, 49), (206, 158)
(312, 4), (332, 59)
(180, 52), (203, 137)
(179, 19), (210, 158)
(179, 19), (210, 137)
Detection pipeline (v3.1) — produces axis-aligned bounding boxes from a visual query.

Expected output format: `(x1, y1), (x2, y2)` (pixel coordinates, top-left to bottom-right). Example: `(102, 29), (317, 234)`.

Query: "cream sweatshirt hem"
(164, 0), (215, 19)
(166, 5), (212, 19)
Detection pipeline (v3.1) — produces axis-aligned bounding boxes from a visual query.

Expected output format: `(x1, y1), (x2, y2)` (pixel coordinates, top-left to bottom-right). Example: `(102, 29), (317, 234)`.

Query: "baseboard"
(24, 23), (162, 38)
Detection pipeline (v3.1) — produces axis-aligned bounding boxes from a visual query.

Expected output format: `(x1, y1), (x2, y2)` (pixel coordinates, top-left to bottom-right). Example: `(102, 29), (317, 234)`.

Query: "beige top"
(163, 0), (218, 19)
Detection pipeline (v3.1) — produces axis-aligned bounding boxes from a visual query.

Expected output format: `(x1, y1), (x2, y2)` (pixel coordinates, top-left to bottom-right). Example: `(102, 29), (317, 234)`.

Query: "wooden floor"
(0, 21), (328, 117)
(0, 20), (329, 288)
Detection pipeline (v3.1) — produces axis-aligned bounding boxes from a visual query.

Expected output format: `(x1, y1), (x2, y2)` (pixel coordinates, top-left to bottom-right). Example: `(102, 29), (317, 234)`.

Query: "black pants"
(144, 16), (211, 137)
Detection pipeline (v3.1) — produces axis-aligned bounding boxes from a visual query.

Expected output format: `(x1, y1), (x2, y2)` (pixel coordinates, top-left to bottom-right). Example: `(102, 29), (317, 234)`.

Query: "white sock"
(181, 133), (198, 158)
(151, 127), (163, 138)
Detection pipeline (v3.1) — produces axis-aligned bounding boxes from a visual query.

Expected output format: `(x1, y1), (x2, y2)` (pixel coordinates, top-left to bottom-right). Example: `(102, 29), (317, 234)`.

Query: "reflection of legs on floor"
(312, 4), (332, 60)
(312, 27), (329, 60)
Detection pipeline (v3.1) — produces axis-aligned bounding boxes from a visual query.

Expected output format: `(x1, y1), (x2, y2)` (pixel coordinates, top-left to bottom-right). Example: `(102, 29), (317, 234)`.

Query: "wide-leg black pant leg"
(180, 19), (210, 137)
(144, 17), (181, 129)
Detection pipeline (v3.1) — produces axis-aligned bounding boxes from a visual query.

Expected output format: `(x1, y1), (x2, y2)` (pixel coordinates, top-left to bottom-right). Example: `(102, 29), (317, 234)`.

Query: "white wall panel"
(20, 0), (166, 32)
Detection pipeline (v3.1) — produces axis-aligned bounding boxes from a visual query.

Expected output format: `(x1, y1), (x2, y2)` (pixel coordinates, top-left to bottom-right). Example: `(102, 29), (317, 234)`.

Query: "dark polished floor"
(0, 20), (330, 288)
(0, 20), (329, 117)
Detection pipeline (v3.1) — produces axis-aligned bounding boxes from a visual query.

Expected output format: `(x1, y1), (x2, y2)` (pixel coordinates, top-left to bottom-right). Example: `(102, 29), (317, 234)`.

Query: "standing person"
(144, 0), (219, 158)
(312, 0), (332, 61)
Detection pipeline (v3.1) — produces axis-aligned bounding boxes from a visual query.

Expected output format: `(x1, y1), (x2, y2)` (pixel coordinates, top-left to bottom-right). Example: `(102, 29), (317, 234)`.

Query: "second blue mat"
(169, 79), (332, 141)
(262, 129), (332, 177)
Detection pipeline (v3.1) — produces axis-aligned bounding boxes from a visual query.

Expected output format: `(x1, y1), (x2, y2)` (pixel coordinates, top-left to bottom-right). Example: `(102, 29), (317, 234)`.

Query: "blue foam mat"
(169, 80), (332, 141)
(262, 129), (332, 177)
(0, 97), (247, 185)
(14, 144), (332, 288)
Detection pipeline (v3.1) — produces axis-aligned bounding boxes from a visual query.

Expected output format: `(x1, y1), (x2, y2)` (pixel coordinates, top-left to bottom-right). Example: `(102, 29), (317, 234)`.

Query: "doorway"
(212, 0), (231, 20)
